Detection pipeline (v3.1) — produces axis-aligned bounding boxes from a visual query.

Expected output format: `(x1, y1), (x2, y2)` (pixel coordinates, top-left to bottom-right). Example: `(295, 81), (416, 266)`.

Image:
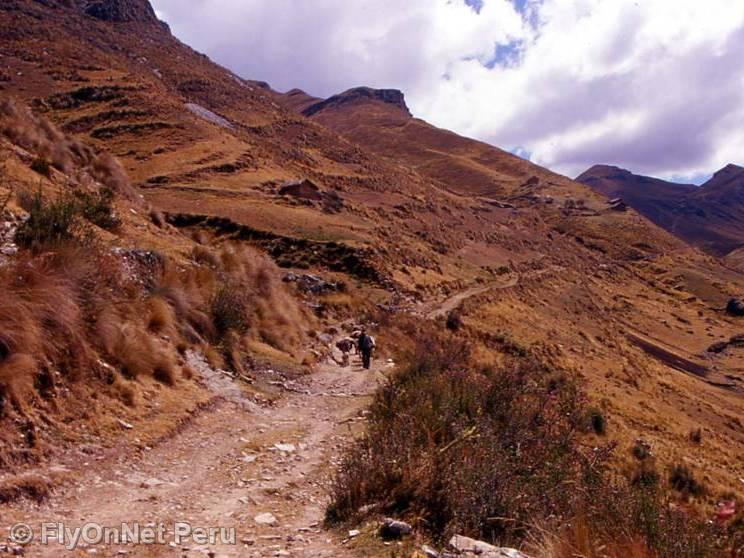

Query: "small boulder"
(380, 518), (412, 540)
(279, 179), (323, 201)
(117, 419), (134, 430)
(273, 443), (296, 453)
(726, 298), (744, 317)
(254, 512), (278, 526)
(140, 478), (165, 489)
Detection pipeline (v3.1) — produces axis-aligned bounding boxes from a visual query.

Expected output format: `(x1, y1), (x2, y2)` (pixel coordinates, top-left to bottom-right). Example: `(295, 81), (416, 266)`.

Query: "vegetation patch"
(327, 325), (734, 557)
(14, 187), (119, 250)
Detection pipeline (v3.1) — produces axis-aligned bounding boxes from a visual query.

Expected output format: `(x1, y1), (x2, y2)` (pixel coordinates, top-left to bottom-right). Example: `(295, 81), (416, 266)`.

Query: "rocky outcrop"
(77, 0), (168, 27)
(379, 518), (412, 540)
(707, 333), (744, 353)
(279, 179), (324, 202)
(282, 88), (322, 113)
(695, 164), (744, 201)
(282, 272), (344, 294)
(302, 87), (411, 118)
(278, 179), (344, 213)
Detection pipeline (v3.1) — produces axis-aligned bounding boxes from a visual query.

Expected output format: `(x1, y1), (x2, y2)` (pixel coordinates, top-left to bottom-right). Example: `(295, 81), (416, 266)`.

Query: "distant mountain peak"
(710, 163), (744, 180)
(302, 87), (411, 118)
(578, 162), (744, 256)
(285, 88), (309, 97)
(576, 164), (634, 183)
(698, 163), (744, 198)
(720, 162), (744, 171)
(583, 164), (624, 172)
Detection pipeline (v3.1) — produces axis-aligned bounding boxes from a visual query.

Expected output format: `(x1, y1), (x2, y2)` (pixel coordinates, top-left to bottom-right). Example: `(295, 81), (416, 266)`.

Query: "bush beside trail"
(327, 325), (738, 557)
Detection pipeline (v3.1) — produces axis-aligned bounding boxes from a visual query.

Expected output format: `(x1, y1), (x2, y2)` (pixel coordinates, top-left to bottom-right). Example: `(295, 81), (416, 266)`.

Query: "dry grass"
(98, 321), (177, 384)
(528, 480), (735, 558)
(147, 296), (178, 336)
(0, 253), (91, 388)
(89, 152), (139, 201)
(0, 354), (37, 414)
(0, 97), (140, 205)
(0, 98), (94, 174)
(191, 245), (221, 268)
(0, 246), (168, 468)
(0, 99), (311, 487)
(0, 237), (309, 472)
(0, 473), (55, 504)
(327, 329), (586, 541)
(328, 323), (734, 557)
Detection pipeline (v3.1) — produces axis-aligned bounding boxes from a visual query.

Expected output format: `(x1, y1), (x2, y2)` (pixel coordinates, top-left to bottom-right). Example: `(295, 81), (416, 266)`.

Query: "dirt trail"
(1, 351), (388, 557)
(424, 275), (519, 320)
(423, 266), (559, 320)
(1, 269), (557, 557)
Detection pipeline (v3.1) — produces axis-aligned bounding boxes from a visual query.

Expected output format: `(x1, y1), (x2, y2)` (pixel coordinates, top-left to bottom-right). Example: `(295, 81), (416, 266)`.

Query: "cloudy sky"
(151, 0), (744, 183)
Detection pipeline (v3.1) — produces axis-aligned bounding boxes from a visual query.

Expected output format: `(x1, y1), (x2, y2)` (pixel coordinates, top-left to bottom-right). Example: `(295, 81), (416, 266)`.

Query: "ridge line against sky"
(151, 0), (744, 186)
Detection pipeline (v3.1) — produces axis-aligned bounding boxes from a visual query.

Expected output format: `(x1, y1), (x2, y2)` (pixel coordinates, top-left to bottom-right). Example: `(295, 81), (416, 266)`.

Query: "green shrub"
(631, 459), (661, 488)
(586, 407), (607, 435)
(15, 187), (119, 249)
(328, 330), (727, 556)
(669, 463), (706, 497)
(327, 334), (586, 543)
(15, 190), (80, 248)
(445, 309), (463, 331)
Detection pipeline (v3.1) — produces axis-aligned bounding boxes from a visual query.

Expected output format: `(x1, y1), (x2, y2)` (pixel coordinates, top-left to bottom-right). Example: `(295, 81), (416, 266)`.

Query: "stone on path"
(274, 443), (296, 453)
(140, 478), (165, 489)
(449, 534), (530, 558)
(254, 512), (278, 526)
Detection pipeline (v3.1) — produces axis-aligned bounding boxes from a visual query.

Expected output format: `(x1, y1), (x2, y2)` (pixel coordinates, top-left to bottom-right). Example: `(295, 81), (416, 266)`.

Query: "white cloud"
(151, 0), (744, 181)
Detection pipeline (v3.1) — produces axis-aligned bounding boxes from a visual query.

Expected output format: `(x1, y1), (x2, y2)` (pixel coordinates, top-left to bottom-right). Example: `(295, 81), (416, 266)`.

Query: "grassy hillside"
(0, 1), (742, 554)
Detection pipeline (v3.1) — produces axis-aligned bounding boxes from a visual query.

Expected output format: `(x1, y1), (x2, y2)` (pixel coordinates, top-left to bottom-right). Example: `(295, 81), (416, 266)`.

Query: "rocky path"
(1, 352), (387, 557)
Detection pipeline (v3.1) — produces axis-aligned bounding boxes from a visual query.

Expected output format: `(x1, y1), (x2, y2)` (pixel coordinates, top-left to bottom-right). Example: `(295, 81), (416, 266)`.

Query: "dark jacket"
(358, 334), (375, 352)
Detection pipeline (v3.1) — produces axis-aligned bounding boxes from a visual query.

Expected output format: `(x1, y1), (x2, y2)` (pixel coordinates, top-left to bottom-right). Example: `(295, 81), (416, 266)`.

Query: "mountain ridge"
(578, 163), (744, 256)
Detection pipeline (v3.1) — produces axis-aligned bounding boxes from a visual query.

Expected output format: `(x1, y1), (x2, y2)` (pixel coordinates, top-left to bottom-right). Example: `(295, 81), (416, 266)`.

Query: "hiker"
(357, 328), (375, 370)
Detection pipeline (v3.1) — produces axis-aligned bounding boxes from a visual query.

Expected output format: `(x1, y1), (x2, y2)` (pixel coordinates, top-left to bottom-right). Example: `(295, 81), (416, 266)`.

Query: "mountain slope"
(281, 84), (744, 496)
(578, 164), (744, 256)
(1, 0), (743, 512)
